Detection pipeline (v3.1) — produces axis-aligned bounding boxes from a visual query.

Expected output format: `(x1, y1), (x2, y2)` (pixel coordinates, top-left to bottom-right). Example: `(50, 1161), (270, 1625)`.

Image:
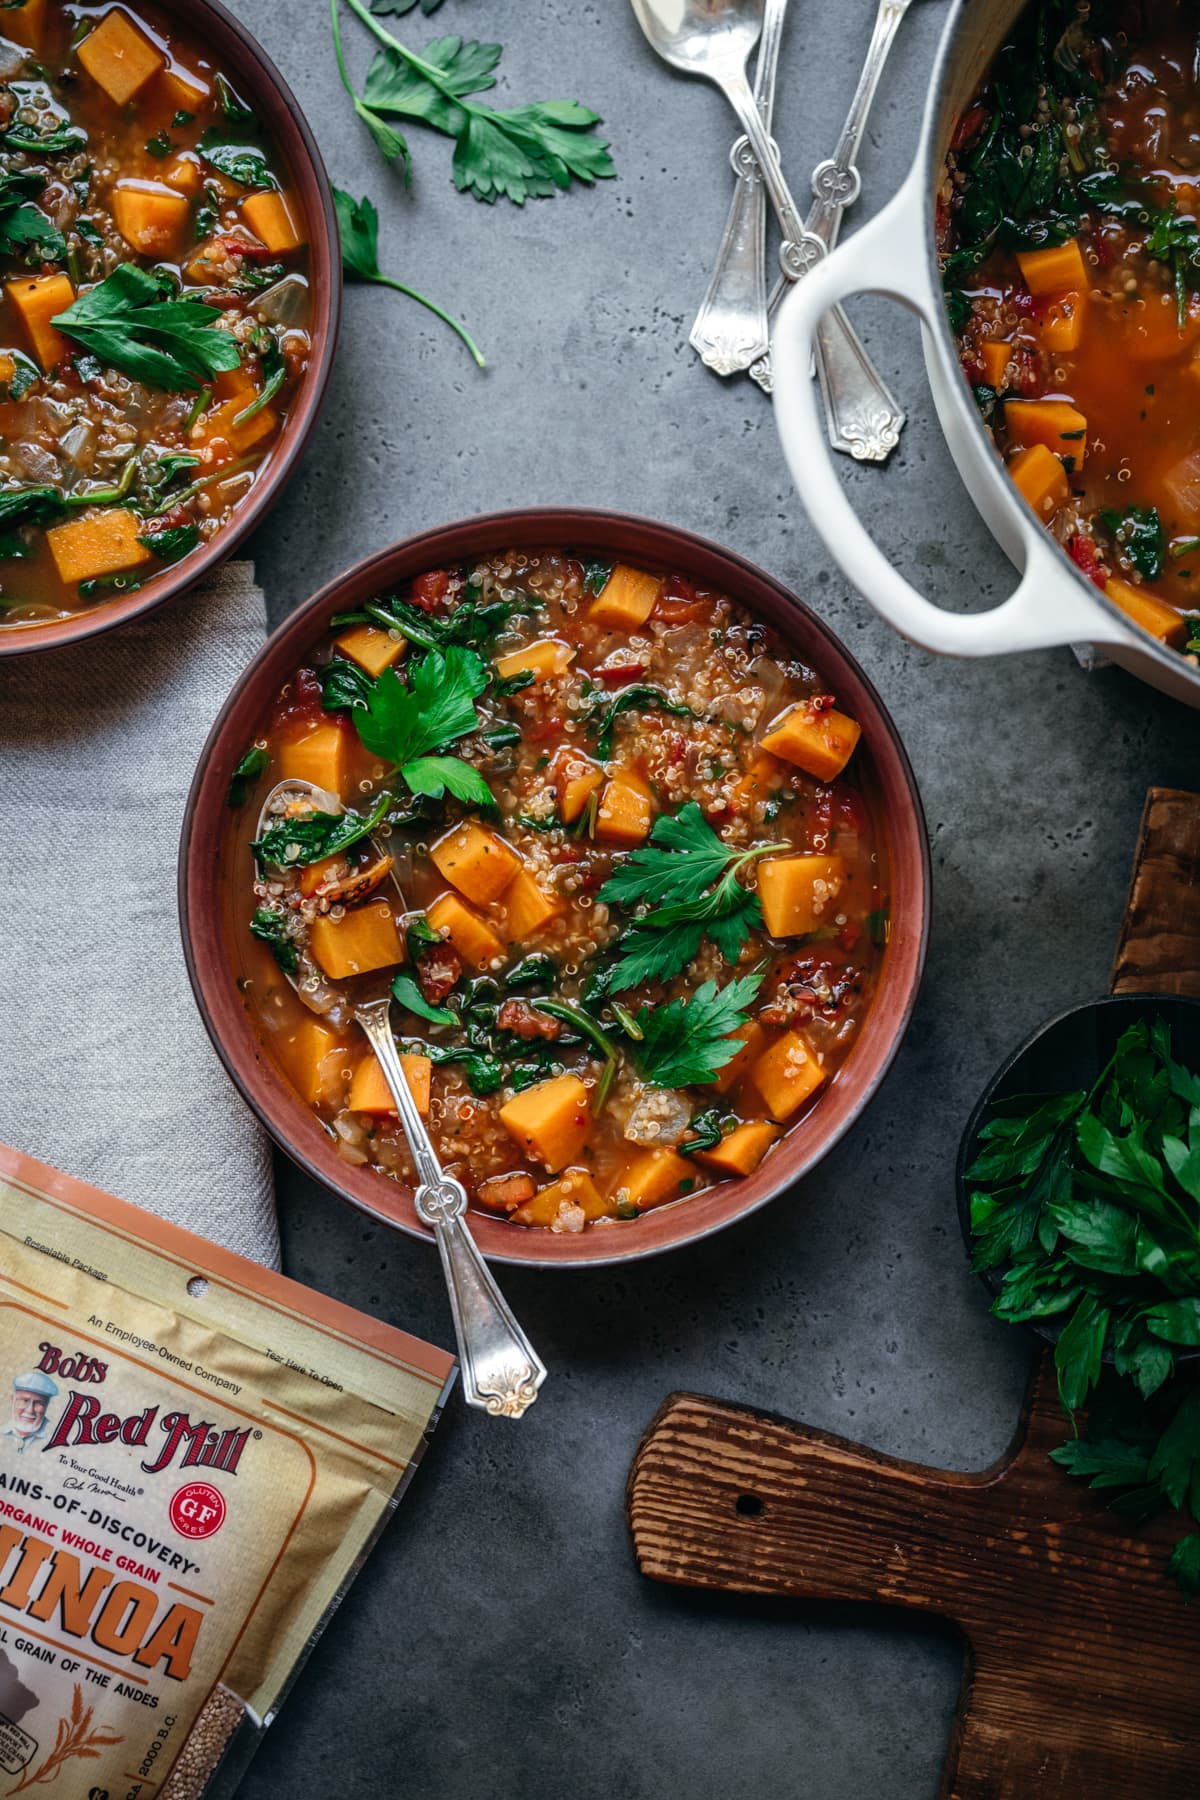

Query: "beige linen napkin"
(0, 561), (279, 1266)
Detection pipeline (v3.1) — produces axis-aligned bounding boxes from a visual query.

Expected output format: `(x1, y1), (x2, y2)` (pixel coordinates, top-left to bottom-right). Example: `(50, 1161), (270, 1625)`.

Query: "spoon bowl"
(629, 0), (763, 79)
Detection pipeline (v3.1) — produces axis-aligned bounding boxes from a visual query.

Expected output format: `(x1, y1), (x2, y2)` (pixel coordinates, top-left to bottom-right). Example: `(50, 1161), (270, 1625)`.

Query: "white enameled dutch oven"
(771, 0), (1200, 708)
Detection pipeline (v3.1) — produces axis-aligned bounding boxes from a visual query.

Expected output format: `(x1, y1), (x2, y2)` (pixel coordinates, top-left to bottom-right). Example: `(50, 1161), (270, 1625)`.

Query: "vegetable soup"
(0, 0), (311, 628)
(941, 0), (1200, 656)
(228, 550), (889, 1235)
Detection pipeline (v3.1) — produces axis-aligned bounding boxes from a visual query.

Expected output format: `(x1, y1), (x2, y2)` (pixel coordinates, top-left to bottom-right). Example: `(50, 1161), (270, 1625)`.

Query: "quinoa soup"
(941, 0), (1200, 658)
(0, 0), (312, 629)
(225, 550), (890, 1237)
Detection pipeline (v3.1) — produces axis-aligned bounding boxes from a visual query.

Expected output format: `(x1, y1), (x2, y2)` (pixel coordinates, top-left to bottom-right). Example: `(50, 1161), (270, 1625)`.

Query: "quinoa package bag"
(0, 1142), (455, 1798)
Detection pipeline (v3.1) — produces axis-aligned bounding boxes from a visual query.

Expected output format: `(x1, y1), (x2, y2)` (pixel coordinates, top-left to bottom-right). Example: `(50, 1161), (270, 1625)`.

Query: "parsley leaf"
(596, 803), (774, 991)
(53, 265), (242, 391)
(633, 973), (763, 1089)
(351, 645), (491, 803)
(333, 187), (483, 365)
(339, 0), (615, 205)
(401, 754), (492, 803)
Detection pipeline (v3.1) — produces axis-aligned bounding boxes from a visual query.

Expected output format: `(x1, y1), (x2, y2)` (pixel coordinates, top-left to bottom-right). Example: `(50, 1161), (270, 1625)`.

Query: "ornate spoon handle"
(356, 999), (546, 1419)
(688, 0), (789, 376)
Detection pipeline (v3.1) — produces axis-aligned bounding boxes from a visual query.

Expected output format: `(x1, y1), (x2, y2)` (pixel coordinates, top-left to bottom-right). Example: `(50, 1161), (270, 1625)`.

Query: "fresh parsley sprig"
(352, 645), (493, 804)
(596, 803), (777, 992)
(334, 186), (483, 366)
(631, 973), (763, 1089)
(967, 1018), (1200, 1596)
(53, 265), (241, 391)
(334, 0), (615, 205)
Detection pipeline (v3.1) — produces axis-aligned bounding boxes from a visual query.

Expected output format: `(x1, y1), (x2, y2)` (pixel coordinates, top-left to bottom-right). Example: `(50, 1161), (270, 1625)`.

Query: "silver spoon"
(633, 0), (903, 462)
(256, 779), (547, 1419)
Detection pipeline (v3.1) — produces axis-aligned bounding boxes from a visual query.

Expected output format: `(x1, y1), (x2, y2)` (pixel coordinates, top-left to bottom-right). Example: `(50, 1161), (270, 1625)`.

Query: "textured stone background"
(222, 1), (1200, 1794)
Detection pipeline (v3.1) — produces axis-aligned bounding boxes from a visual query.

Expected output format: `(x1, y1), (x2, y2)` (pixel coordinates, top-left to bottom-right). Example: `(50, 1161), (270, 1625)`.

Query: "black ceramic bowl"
(956, 992), (1200, 1348)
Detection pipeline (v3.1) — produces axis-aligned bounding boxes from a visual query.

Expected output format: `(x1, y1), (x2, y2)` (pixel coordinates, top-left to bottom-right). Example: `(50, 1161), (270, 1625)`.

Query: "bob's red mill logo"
(25, 1341), (251, 1477)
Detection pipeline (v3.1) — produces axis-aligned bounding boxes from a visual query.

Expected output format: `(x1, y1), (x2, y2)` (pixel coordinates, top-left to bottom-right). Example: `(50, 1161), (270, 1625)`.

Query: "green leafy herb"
(252, 788), (394, 869)
(233, 337), (286, 426)
(145, 129), (172, 159)
(1098, 504), (1166, 581)
(249, 906), (298, 975)
(0, 169), (64, 261)
(493, 668), (535, 698)
(337, 0), (614, 205)
(0, 485), (62, 531)
(78, 572), (141, 599)
(53, 264), (242, 391)
(968, 1018), (1200, 1596)
(8, 357), (36, 400)
(391, 970), (457, 1026)
(320, 656), (376, 713)
(332, 591), (516, 652)
(333, 186), (483, 366)
(596, 802), (776, 992)
(227, 745), (269, 808)
(679, 1107), (726, 1156)
(216, 73), (255, 126)
(632, 973), (763, 1089)
(0, 122), (86, 156)
(589, 684), (696, 761)
(582, 558), (611, 597)
(197, 131), (273, 191)
(137, 522), (199, 564)
(405, 1036), (503, 1096)
(405, 912), (443, 961)
(372, 0), (445, 13)
(138, 452), (201, 514)
(351, 645), (492, 805)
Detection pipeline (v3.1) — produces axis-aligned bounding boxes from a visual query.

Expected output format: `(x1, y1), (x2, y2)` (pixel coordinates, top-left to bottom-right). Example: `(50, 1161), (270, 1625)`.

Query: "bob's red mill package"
(0, 1141), (455, 1798)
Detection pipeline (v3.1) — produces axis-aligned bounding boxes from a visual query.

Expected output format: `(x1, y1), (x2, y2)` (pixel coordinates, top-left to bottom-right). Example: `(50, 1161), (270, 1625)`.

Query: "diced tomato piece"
(528, 715), (563, 743)
(593, 663), (646, 686)
(1068, 533), (1108, 590)
(838, 922), (862, 953)
(272, 666), (324, 731)
(217, 236), (277, 262)
(411, 568), (451, 611)
(1007, 346), (1043, 395)
(951, 103), (989, 153)
(667, 733), (688, 766)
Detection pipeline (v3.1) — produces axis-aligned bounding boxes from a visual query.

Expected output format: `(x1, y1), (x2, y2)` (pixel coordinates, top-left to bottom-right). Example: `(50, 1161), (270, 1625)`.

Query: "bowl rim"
(0, 0), (342, 659)
(179, 507), (933, 1268)
(918, 0), (1200, 690)
(954, 990), (1200, 1356)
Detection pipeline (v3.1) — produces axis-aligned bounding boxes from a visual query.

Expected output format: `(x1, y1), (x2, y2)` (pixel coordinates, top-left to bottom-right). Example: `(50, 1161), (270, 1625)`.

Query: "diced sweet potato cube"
(611, 1147), (694, 1213)
(162, 155), (201, 196)
(711, 1020), (765, 1095)
(752, 1031), (827, 1121)
(8, 273), (74, 372)
(589, 564), (662, 629)
(309, 899), (404, 980)
(348, 1051), (431, 1116)
(761, 702), (861, 782)
(2, 0), (46, 50)
(427, 892), (504, 969)
(498, 868), (561, 942)
(495, 638), (575, 683)
(729, 753), (785, 818)
(476, 1171), (537, 1213)
(280, 1016), (351, 1108)
(78, 9), (165, 106)
(297, 854), (342, 898)
(1008, 443), (1070, 522)
(978, 340), (1013, 388)
(278, 721), (349, 798)
(1017, 238), (1088, 296)
(430, 820), (521, 905)
(156, 64), (209, 116)
(499, 1074), (591, 1173)
(192, 394), (278, 467)
(695, 1120), (781, 1179)
(1004, 399), (1088, 465)
(551, 745), (605, 824)
(1104, 577), (1187, 648)
(241, 191), (305, 252)
(757, 854), (847, 938)
(595, 770), (654, 845)
(212, 364), (257, 404)
(333, 625), (405, 677)
(112, 180), (189, 256)
(1034, 292), (1086, 354)
(46, 509), (152, 586)
(512, 1167), (608, 1228)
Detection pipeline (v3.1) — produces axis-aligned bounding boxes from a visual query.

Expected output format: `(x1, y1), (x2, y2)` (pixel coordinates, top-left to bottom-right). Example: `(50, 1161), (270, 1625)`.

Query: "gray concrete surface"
(218, 1), (1200, 1795)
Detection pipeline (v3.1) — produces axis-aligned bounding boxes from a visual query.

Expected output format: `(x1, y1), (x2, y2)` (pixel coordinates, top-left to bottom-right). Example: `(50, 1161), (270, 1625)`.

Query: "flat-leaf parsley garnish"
(53, 265), (242, 391)
(352, 645), (493, 805)
(632, 973), (763, 1090)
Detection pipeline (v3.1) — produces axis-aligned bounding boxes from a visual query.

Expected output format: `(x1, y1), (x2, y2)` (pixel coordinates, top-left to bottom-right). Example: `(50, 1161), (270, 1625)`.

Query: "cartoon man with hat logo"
(0, 1369), (58, 1454)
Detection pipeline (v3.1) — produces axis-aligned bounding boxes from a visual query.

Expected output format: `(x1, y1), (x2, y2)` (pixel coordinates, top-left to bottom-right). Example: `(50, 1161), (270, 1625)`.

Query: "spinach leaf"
(137, 522), (200, 564)
(227, 745), (269, 808)
(249, 906), (298, 974)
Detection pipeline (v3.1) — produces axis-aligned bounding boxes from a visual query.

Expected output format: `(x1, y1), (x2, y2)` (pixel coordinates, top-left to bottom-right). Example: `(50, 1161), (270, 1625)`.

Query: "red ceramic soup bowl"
(0, 0), (340, 658)
(179, 509), (931, 1268)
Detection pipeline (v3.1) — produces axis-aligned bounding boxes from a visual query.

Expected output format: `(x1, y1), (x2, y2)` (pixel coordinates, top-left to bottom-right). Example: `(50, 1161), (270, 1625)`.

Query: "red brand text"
(44, 1397), (251, 1477)
(37, 1340), (107, 1384)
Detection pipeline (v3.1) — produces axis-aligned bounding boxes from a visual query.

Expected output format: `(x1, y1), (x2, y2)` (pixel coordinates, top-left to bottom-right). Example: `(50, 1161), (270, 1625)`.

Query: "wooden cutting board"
(627, 787), (1200, 1799)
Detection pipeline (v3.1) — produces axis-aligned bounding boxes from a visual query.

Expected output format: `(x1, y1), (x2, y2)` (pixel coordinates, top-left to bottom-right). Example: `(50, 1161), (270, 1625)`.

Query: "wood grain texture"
(626, 1361), (1200, 1798)
(1111, 786), (1200, 993)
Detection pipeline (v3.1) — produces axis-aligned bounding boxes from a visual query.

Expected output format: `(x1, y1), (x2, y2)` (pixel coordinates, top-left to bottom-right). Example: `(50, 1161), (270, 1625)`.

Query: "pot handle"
(772, 169), (1137, 657)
